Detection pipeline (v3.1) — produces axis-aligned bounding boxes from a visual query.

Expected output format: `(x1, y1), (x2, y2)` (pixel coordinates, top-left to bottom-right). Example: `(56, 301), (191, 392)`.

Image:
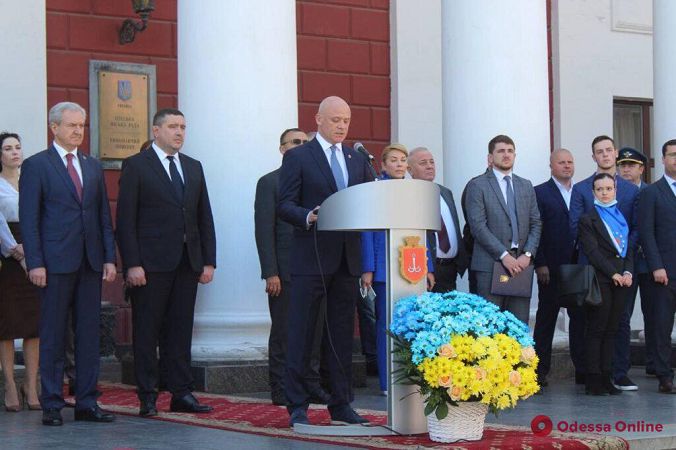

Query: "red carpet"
(92, 383), (628, 449)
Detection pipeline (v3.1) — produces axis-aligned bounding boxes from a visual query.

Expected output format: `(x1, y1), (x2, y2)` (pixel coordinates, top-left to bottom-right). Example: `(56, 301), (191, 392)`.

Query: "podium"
(294, 179), (440, 436)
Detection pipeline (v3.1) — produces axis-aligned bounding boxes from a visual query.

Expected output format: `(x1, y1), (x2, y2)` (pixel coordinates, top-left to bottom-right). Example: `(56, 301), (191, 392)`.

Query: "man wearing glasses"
(255, 128), (331, 406)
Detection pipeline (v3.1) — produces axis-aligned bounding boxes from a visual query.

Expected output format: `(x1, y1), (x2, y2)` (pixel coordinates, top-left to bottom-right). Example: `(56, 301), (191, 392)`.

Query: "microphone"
(353, 142), (374, 161)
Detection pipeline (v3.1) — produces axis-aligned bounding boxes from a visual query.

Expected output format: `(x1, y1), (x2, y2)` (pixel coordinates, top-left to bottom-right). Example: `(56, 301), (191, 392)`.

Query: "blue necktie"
(167, 155), (184, 202)
(330, 145), (346, 190)
(504, 175), (519, 247)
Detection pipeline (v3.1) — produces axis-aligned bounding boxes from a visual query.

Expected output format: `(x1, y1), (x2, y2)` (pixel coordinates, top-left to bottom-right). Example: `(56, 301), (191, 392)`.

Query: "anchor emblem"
(399, 236), (427, 284)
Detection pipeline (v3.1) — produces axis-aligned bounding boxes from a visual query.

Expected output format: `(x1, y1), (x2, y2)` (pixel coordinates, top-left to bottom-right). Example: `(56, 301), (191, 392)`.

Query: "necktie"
(504, 175), (519, 247)
(65, 153), (82, 202)
(438, 215), (451, 253)
(330, 145), (346, 190)
(167, 155), (184, 202)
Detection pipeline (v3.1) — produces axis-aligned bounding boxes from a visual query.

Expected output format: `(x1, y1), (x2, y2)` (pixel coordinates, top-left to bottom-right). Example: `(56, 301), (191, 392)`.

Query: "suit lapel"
(657, 177), (676, 210)
(178, 153), (192, 205)
(309, 141), (337, 192)
(46, 146), (80, 204)
(440, 187), (461, 234)
(590, 208), (618, 254)
(143, 149), (181, 206)
(344, 146), (359, 187)
(78, 152), (93, 204)
(547, 178), (569, 215)
(486, 171), (509, 217)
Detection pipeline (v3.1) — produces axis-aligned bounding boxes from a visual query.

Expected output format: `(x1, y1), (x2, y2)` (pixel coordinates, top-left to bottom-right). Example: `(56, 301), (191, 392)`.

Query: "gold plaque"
(98, 71), (149, 160)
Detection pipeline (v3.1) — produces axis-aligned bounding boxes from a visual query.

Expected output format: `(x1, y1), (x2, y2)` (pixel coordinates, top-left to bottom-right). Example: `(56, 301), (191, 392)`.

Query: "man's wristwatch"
(524, 251), (532, 259)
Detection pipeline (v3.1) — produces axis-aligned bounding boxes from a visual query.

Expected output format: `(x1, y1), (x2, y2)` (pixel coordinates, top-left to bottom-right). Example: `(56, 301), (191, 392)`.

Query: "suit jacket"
(534, 178), (574, 269)
(116, 148), (216, 272)
(277, 138), (374, 276)
(638, 177), (676, 279)
(254, 167), (293, 282)
(578, 207), (634, 282)
(569, 173), (639, 263)
(426, 183), (468, 276)
(465, 170), (542, 272)
(19, 146), (115, 273)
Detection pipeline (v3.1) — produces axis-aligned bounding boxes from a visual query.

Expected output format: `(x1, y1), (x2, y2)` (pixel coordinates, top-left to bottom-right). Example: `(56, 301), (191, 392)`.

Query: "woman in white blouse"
(0, 132), (41, 411)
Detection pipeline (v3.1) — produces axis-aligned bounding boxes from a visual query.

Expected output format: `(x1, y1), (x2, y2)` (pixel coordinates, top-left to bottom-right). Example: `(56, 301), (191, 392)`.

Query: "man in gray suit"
(408, 147), (468, 292)
(465, 135), (542, 323)
(254, 128), (329, 406)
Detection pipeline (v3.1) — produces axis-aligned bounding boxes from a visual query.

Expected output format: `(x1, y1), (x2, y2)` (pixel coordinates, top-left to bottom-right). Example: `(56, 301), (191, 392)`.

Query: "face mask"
(594, 198), (618, 208)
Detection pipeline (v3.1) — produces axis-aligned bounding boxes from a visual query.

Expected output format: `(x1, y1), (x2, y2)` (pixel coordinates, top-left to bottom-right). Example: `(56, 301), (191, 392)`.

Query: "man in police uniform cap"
(618, 147), (648, 188)
(613, 146), (655, 390)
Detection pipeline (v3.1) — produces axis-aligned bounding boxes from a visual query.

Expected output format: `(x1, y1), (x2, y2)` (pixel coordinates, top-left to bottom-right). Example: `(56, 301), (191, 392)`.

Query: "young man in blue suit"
(569, 135), (639, 389)
(533, 149), (586, 387)
(638, 139), (676, 394)
(278, 96), (374, 427)
(20, 102), (117, 426)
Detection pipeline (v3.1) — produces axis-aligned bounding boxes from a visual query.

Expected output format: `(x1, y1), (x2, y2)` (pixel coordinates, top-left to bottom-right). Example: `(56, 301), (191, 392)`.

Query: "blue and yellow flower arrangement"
(390, 291), (540, 419)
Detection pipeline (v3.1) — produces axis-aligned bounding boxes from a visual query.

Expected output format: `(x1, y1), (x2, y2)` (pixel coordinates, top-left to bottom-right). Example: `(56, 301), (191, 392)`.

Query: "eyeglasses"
(282, 138), (308, 146)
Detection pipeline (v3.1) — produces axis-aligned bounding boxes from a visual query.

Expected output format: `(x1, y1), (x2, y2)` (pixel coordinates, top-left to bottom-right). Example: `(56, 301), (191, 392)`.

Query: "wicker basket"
(426, 401), (488, 443)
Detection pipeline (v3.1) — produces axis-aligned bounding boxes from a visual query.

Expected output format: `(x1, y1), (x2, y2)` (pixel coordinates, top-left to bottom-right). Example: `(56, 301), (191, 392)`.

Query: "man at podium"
(278, 96), (375, 427)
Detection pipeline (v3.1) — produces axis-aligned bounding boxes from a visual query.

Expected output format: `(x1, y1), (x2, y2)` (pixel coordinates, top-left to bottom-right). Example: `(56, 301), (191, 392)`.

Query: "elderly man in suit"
(569, 135), (639, 390)
(533, 149), (586, 387)
(20, 102), (117, 426)
(465, 135), (542, 324)
(278, 96), (374, 427)
(638, 139), (676, 394)
(407, 147), (468, 292)
(116, 108), (217, 417)
(254, 128), (332, 406)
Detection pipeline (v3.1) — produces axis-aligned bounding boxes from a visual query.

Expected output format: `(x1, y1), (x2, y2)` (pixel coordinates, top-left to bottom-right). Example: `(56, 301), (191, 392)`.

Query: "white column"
(653, 0), (676, 180)
(0, 0), (47, 156)
(441, 1), (551, 314)
(178, 0), (298, 360)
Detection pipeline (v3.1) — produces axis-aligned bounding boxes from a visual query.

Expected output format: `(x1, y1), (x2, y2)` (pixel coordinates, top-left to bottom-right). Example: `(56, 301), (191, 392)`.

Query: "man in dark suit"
(614, 147), (655, 388)
(407, 147), (468, 292)
(465, 135), (542, 323)
(116, 108), (217, 416)
(278, 96), (374, 427)
(569, 135), (639, 389)
(255, 128), (331, 406)
(638, 139), (676, 394)
(533, 149), (586, 387)
(20, 102), (117, 426)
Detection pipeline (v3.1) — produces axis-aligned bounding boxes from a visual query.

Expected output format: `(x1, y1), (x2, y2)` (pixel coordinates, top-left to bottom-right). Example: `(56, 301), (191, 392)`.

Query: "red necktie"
(438, 215), (451, 253)
(65, 153), (83, 201)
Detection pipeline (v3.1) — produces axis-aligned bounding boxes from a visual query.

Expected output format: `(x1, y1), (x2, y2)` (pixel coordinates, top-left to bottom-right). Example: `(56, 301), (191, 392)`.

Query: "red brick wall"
(296, 0), (391, 160)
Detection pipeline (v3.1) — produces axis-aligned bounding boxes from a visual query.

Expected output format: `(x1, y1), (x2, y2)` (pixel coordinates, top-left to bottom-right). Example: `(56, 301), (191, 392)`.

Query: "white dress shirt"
(665, 174), (676, 198)
(436, 196), (459, 259)
(152, 142), (184, 182)
(316, 132), (348, 186)
(553, 177), (573, 210)
(53, 141), (82, 184)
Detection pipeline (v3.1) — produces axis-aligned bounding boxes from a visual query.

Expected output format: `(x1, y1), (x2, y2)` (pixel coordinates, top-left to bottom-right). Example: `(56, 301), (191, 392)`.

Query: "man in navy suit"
(638, 139), (676, 394)
(278, 96), (374, 427)
(569, 135), (639, 388)
(533, 149), (586, 387)
(20, 102), (117, 426)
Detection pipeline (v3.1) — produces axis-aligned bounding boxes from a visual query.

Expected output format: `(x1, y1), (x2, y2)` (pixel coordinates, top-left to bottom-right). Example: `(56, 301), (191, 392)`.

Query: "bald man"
(278, 96), (374, 427)
(533, 149), (586, 388)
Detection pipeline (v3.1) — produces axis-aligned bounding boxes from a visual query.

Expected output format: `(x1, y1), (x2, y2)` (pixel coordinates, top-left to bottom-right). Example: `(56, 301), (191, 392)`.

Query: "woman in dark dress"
(0, 132), (41, 411)
(578, 173), (634, 396)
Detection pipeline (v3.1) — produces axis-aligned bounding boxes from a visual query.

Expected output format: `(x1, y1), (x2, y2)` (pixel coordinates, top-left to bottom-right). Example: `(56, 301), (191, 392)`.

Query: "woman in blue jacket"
(360, 143), (435, 394)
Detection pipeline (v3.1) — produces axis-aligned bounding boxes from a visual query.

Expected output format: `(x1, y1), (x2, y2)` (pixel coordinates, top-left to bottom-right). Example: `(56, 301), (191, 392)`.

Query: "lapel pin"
(348, 154), (352, 159)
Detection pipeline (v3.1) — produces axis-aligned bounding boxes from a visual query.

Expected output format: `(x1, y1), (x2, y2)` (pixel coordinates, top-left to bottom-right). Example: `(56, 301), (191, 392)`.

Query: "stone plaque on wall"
(89, 61), (156, 169)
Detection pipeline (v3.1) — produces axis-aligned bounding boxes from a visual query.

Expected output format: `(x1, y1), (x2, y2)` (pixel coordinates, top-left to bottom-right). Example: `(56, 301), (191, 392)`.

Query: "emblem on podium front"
(399, 236), (427, 284)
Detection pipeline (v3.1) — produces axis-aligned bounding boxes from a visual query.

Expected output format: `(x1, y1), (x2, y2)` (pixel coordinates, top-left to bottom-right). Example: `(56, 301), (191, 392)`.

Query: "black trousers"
(533, 272), (586, 377)
(39, 262), (102, 411)
(130, 249), (200, 400)
(285, 257), (357, 410)
(268, 279), (325, 395)
(585, 280), (628, 374)
(432, 258), (458, 293)
(651, 281), (676, 381)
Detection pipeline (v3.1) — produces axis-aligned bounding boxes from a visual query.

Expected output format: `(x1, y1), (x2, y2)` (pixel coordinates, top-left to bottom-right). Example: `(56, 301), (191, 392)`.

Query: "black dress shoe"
(289, 407), (310, 427)
(139, 400), (158, 417)
(575, 372), (586, 385)
(329, 405), (369, 425)
(42, 408), (63, 426)
(308, 387), (331, 404)
(74, 405), (115, 422)
(366, 360), (379, 376)
(658, 379), (675, 394)
(169, 393), (213, 413)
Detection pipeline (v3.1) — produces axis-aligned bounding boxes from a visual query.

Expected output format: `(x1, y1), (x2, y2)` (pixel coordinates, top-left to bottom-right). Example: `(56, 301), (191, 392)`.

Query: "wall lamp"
(119, 0), (156, 45)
